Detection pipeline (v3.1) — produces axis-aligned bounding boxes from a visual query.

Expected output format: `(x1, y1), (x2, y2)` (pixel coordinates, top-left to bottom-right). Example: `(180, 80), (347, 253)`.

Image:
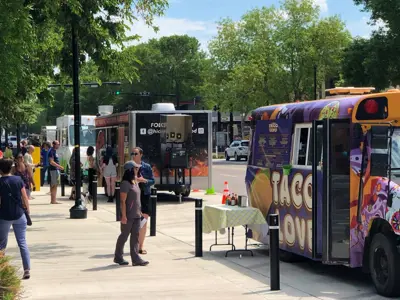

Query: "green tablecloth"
(203, 204), (266, 234)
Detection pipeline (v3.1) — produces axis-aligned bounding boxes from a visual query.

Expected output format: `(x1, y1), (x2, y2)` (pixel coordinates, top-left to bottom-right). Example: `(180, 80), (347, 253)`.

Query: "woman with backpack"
(0, 159), (31, 279)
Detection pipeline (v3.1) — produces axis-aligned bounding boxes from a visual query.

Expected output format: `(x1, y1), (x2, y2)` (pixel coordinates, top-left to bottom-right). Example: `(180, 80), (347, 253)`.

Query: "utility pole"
(69, 21), (87, 220)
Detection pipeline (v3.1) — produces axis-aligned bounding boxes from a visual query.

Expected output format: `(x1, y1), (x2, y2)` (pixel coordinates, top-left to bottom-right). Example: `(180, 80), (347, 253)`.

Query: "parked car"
(225, 140), (249, 161)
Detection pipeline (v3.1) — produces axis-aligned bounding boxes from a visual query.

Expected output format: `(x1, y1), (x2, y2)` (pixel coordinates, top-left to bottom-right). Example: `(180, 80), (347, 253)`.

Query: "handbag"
(0, 180), (32, 226)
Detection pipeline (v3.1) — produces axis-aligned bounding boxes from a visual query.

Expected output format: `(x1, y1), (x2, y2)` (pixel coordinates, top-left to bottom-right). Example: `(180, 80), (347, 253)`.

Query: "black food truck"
(95, 103), (213, 197)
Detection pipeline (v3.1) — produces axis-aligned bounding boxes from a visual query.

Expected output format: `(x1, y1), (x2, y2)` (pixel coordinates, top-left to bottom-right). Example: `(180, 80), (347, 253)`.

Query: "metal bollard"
(195, 198), (203, 257)
(150, 188), (157, 237)
(115, 181), (121, 221)
(60, 172), (65, 196)
(269, 214), (280, 291)
(92, 175), (98, 211)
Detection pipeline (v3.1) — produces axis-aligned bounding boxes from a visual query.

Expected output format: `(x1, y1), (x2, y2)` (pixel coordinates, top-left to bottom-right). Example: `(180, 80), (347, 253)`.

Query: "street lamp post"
(69, 21), (87, 219)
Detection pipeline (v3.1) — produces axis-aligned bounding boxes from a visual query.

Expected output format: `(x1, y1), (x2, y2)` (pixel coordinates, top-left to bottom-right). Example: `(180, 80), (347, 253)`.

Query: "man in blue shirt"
(131, 147), (155, 254)
(40, 142), (51, 186)
(48, 140), (64, 204)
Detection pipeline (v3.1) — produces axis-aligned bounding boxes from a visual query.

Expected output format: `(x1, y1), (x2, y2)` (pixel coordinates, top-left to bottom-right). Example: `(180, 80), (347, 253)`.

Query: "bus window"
(62, 127), (68, 146)
(292, 124), (312, 166)
(355, 97), (388, 120)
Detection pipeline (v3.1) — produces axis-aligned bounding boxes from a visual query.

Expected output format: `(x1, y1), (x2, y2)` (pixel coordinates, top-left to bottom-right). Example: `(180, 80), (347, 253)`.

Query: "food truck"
(56, 115), (96, 177)
(246, 88), (400, 297)
(94, 103), (212, 196)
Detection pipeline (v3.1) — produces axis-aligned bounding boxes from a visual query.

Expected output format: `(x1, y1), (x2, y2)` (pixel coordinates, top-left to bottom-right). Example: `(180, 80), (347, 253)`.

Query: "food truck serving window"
(355, 97), (388, 120)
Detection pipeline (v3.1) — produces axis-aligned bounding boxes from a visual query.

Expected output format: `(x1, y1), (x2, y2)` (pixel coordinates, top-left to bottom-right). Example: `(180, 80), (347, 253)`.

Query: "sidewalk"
(5, 187), (382, 299)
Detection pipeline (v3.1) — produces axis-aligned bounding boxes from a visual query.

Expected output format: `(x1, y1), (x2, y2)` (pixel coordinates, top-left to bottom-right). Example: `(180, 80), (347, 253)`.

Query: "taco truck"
(94, 103), (213, 197)
(246, 88), (400, 297)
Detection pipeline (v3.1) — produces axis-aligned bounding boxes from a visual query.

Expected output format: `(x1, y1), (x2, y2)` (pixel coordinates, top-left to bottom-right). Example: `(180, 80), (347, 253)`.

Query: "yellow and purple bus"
(246, 88), (400, 297)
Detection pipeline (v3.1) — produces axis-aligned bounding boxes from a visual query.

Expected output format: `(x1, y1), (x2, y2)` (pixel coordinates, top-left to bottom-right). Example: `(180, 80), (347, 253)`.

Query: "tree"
(204, 0), (351, 111)
(348, 0), (400, 88)
(0, 0), (169, 134)
(111, 35), (206, 110)
(341, 36), (392, 90)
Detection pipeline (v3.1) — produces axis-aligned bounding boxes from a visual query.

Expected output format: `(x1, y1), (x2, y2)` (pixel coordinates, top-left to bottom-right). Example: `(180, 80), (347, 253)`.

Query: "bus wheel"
(369, 233), (400, 297)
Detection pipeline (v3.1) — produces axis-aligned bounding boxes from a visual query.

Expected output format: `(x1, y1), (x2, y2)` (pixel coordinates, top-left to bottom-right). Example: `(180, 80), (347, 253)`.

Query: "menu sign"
(252, 119), (292, 169)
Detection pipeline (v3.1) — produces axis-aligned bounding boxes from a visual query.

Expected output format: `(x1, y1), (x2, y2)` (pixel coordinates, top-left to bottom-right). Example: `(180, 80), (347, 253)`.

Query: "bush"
(212, 154), (225, 159)
(0, 251), (21, 300)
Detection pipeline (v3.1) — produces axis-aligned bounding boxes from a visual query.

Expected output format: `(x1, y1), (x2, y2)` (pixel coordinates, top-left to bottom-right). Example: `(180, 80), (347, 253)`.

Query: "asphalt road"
(211, 158), (248, 196)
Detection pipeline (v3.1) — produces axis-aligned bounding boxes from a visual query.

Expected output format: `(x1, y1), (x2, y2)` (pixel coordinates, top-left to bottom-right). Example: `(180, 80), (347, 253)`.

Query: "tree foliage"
(343, 0), (400, 89)
(41, 35), (206, 125)
(202, 0), (351, 115)
(0, 0), (168, 129)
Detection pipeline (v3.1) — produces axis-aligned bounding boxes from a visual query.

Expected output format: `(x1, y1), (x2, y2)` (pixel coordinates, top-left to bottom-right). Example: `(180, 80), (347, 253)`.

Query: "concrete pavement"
(4, 186), (384, 300)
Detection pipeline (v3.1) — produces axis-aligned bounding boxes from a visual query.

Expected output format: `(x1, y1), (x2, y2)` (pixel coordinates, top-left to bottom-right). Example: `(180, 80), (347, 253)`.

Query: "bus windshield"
(69, 125), (96, 147)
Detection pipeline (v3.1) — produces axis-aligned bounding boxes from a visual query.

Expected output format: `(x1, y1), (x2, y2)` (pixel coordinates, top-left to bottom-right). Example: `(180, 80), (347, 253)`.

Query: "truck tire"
(174, 188), (191, 197)
(369, 233), (400, 297)
(182, 188), (191, 197)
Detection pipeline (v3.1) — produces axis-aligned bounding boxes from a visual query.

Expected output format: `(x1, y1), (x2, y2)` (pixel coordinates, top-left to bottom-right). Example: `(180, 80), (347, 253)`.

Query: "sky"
(127, 0), (379, 51)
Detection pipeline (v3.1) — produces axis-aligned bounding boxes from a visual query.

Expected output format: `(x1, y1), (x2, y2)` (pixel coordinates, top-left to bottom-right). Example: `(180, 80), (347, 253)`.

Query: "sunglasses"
(131, 152), (140, 156)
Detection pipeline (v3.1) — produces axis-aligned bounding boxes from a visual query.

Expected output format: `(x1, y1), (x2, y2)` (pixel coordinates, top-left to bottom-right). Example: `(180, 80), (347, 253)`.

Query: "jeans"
(41, 166), (51, 186)
(114, 218), (142, 264)
(0, 215), (30, 271)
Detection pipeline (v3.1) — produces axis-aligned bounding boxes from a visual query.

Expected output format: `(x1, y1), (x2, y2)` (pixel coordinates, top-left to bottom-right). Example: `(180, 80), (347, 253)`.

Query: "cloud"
(347, 16), (388, 38)
(126, 17), (217, 51)
(313, 0), (328, 13)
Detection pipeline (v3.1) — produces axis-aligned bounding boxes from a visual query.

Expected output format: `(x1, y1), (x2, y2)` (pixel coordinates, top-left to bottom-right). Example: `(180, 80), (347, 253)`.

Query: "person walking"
(114, 161), (149, 267)
(86, 146), (96, 198)
(0, 159), (31, 279)
(40, 142), (51, 186)
(48, 140), (63, 204)
(14, 154), (35, 200)
(20, 140), (27, 156)
(69, 148), (77, 200)
(131, 147), (154, 255)
(102, 146), (118, 203)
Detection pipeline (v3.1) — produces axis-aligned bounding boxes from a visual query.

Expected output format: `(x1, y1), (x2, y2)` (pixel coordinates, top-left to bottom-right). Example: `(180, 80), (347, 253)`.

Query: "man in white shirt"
(24, 145), (36, 170)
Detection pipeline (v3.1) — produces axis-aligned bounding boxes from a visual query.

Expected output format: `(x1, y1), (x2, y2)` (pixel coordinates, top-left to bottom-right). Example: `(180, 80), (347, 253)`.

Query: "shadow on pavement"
(82, 264), (121, 272)
(198, 248), (377, 299)
(89, 254), (115, 259)
(28, 242), (85, 259)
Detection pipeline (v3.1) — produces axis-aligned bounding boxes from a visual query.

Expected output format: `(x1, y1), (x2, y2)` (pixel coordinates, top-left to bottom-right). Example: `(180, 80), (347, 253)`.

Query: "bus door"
(321, 119), (351, 264)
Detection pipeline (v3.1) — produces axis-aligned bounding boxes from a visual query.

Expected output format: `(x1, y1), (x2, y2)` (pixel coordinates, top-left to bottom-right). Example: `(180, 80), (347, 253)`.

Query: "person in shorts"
(48, 140), (64, 204)
(131, 147), (154, 255)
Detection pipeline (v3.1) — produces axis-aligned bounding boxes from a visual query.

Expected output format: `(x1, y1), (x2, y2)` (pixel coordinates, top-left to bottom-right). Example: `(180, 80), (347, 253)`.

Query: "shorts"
(50, 170), (60, 187)
(141, 193), (150, 215)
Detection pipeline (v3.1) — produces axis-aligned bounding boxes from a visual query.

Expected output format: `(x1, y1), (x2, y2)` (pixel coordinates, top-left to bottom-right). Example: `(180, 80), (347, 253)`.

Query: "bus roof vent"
(98, 105), (113, 116)
(325, 87), (375, 96)
(151, 103), (175, 111)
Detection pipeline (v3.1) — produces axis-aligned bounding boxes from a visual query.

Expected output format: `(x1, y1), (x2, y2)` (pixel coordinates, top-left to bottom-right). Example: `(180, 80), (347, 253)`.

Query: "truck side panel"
(134, 112), (211, 190)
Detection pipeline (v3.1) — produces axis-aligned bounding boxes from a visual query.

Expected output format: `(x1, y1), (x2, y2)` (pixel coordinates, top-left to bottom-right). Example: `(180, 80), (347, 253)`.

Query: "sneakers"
(22, 270), (30, 280)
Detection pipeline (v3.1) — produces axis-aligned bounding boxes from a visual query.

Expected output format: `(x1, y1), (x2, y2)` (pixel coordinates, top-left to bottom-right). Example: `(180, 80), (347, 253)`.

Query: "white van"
(56, 115), (96, 177)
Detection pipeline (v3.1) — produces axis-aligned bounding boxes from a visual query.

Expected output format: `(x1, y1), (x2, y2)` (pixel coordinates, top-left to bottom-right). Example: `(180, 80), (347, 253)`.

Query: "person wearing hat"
(114, 161), (149, 266)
